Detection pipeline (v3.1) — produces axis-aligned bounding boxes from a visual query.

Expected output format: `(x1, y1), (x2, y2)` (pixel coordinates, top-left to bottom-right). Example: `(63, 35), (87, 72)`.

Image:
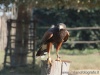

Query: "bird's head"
(57, 23), (66, 30)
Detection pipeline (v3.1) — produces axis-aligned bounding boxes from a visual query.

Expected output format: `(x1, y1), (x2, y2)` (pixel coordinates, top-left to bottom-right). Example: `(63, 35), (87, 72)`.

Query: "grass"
(0, 49), (100, 75)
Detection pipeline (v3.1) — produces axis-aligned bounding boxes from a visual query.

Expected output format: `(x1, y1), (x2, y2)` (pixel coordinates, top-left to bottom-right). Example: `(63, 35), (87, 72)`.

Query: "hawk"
(36, 23), (69, 64)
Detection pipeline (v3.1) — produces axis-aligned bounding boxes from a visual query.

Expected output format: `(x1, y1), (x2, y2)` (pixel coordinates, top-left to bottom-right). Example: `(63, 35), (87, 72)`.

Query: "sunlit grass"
(0, 50), (4, 70)
(60, 49), (100, 70)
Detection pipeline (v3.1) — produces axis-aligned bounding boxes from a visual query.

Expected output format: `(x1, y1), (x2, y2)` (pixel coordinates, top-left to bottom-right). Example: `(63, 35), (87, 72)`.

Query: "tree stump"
(41, 60), (70, 75)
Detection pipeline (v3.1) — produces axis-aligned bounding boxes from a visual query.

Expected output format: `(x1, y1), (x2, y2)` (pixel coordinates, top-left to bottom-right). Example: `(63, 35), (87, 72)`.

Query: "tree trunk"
(11, 4), (30, 67)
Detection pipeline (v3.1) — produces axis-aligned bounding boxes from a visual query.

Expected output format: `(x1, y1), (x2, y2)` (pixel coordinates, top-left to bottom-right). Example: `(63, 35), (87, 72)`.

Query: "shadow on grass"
(0, 64), (41, 75)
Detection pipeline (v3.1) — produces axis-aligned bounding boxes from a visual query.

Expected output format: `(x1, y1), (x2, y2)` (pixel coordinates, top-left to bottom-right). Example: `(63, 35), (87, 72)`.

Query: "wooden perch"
(41, 60), (71, 75)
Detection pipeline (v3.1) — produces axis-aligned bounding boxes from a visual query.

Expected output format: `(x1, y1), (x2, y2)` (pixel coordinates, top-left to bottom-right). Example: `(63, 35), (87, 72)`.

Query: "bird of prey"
(36, 23), (69, 64)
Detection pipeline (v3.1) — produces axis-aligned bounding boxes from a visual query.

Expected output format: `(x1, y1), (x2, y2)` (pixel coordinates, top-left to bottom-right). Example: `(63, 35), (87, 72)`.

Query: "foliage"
(0, 0), (100, 10)
(35, 8), (100, 49)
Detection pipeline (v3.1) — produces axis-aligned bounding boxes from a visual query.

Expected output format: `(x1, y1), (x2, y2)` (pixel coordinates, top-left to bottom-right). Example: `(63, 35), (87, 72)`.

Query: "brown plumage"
(36, 23), (69, 62)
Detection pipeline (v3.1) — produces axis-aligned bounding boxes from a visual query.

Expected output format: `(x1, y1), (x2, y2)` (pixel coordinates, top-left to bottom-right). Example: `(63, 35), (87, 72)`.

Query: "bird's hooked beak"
(67, 30), (70, 36)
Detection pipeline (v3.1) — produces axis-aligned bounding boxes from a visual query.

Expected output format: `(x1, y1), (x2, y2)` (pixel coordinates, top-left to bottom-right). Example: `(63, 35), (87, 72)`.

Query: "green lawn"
(0, 49), (100, 74)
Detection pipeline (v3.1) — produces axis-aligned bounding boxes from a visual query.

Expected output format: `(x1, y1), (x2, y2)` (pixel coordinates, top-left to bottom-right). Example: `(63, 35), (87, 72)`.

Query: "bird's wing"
(41, 31), (53, 44)
(63, 30), (69, 42)
(36, 31), (53, 56)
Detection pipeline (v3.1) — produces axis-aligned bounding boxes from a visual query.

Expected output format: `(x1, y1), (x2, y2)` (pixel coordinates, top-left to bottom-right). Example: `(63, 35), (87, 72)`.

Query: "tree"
(1, 0), (100, 67)
(0, 0), (100, 10)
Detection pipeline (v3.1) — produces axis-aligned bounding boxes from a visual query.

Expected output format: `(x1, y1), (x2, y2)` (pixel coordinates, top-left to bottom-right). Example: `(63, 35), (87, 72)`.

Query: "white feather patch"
(41, 56), (45, 58)
(44, 52), (47, 54)
(59, 25), (64, 29)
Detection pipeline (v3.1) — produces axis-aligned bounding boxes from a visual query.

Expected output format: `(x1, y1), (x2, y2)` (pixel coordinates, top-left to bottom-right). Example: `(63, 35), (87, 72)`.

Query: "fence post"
(41, 60), (70, 75)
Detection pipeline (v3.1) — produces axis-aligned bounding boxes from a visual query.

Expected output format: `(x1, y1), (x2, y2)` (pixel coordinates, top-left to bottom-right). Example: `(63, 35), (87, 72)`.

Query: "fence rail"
(67, 27), (100, 30)
(64, 40), (100, 44)
(38, 26), (100, 30)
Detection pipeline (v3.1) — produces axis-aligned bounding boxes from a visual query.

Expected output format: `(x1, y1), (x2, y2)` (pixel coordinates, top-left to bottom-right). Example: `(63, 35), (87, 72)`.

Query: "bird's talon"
(56, 57), (62, 62)
(47, 58), (52, 66)
(58, 56), (60, 59)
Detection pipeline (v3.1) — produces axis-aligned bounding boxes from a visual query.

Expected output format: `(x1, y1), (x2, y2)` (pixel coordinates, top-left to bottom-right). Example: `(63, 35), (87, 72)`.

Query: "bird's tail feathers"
(36, 44), (48, 56)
